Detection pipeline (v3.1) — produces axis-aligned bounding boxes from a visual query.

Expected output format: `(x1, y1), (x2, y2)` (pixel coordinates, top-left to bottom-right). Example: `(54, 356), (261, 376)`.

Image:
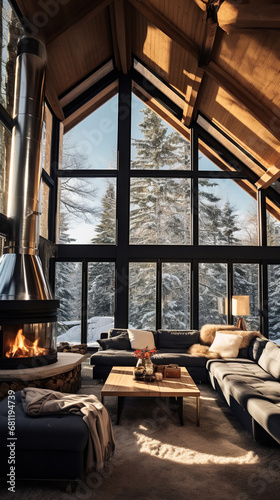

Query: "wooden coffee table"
(101, 366), (200, 426)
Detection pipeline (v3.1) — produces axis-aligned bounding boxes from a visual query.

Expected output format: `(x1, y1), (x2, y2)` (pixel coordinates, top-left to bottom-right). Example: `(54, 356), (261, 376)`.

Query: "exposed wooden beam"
(255, 164), (280, 190)
(199, 15), (218, 67)
(110, 0), (129, 74)
(182, 67), (204, 127)
(109, 3), (121, 70)
(128, 0), (199, 61)
(47, 0), (112, 46)
(218, 2), (280, 33)
(203, 61), (280, 143)
(181, 11), (218, 126)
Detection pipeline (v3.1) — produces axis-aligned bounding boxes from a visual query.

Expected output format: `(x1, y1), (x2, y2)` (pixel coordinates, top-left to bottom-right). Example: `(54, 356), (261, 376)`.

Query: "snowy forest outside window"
(233, 264), (259, 331)
(0, 0), (21, 111)
(55, 262), (82, 343)
(268, 265), (280, 344)
(199, 263), (227, 328)
(198, 179), (258, 246)
(267, 209), (280, 245)
(40, 181), (49, 239)
(87, 262), (115, 346)
(131, 94), (190, 171)
(0, 122), (11, 215)
(57, 178), (116, 244)
(129, 262), (156, 330)
(130, 178), (191, 245)
(162, 263), (190, 329)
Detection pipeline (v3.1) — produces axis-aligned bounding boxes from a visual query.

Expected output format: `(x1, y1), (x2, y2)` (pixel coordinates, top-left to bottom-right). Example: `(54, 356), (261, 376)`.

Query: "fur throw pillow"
(200, 324), (240, 346)
(188, 343), (221, 359)
(217, 330), (263, 349)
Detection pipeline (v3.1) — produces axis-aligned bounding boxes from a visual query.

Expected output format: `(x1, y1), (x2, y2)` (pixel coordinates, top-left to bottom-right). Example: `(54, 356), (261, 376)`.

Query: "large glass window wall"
(1, 58), (279, 346)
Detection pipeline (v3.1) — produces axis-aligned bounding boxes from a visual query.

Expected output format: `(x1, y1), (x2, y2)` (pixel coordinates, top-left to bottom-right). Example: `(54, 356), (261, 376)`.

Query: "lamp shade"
(232, 295), (250, 316)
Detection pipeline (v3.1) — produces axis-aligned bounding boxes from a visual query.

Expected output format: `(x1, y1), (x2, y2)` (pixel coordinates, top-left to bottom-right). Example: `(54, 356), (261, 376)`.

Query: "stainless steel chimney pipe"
(0, 37), (51, 300)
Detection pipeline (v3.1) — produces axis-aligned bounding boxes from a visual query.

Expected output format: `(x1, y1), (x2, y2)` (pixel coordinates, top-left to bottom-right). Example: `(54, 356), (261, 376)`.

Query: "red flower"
(134, 346), (156, 359)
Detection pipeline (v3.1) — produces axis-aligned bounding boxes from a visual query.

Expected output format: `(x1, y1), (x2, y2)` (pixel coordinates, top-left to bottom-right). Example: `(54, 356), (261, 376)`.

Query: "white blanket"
(21, 388), (115, 473)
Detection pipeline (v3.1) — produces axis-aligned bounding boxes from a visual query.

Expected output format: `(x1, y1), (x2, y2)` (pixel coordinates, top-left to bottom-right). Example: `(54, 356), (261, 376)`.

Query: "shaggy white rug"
(1, 360), (280, 500)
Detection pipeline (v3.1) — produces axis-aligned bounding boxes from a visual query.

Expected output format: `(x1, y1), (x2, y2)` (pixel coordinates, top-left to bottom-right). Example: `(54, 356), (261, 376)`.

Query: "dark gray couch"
(207, 337), (280, 444)
(90, 328), (211, 383)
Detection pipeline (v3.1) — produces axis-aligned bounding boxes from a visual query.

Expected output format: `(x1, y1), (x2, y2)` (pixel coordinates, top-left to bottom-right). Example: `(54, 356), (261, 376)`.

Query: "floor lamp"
(232, 295), (250, 330)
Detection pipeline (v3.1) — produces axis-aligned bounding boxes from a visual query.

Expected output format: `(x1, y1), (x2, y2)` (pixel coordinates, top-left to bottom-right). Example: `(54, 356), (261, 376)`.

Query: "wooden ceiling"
(14, 0), (280, 191)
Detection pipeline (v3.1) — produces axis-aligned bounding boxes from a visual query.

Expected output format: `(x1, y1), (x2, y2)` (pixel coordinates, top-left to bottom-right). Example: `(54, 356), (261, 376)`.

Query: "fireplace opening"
(0, 300), (59, 369)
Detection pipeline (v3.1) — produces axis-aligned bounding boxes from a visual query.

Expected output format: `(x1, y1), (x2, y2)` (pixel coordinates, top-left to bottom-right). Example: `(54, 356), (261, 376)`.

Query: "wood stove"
(0, 37), (60, 369)
(0, 300), (59, 369)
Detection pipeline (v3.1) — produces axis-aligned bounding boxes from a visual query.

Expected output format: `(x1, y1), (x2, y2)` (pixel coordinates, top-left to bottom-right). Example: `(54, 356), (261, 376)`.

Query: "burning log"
(5, 329), (48, 358)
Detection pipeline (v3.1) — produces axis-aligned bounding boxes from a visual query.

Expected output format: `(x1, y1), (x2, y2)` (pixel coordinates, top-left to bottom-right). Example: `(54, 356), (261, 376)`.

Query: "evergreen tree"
(55, 215), (80, 333)
(268, 265), (280, 342)
(220, 201), (240, 245)
(199, 263), (227, 327)
(131, 107), (191, 245)
(162, 263), (190, 329)
(233, 264), (259, 330)
(128, 263), (156, 330)
(88, 180), (115, 318)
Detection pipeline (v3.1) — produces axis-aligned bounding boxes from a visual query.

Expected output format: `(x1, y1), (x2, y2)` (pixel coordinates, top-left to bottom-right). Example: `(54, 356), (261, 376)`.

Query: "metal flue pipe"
(0, 37), (51, 300)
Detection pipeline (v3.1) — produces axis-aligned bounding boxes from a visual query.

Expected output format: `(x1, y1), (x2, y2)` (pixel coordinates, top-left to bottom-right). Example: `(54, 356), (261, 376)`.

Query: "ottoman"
(0, 391), (89, 480)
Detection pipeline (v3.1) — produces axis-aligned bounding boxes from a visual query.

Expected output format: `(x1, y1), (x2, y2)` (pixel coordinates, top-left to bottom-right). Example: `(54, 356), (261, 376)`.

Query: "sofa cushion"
(248, 337), (268, 362)
(209, 332), (243, 358)
(258, 341), (280, 380)
(90, 349), (136, 366)
(127, 329), (155, 350)
(97, 332), (131, 351)
(152, 350), (207, 367)
(207, 358), (272, 384)
(157, 330), (199, 350)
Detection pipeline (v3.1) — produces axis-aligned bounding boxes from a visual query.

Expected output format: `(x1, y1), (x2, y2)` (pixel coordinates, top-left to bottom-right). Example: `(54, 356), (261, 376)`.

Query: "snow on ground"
(57, 316), (114, 346)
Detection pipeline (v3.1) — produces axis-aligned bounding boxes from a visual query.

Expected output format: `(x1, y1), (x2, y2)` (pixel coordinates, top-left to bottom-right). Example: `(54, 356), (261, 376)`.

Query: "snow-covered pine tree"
(88, 180), (115, 318)
(162, 263), (190, 329)
(131, 106), (191, 245)
(55, 215), (81, 334)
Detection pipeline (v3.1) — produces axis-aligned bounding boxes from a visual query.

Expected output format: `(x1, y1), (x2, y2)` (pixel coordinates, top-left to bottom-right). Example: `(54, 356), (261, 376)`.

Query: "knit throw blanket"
(21, 388), (115, 473)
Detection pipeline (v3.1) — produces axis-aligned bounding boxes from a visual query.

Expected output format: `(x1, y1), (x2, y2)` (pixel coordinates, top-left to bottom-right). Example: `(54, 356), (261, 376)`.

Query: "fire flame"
(5, 329), (47, 358)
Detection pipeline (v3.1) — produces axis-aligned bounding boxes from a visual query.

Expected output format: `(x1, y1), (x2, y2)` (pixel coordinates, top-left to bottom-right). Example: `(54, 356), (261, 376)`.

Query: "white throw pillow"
(209, 331), (243, 358)
(127, 329), (155, 350)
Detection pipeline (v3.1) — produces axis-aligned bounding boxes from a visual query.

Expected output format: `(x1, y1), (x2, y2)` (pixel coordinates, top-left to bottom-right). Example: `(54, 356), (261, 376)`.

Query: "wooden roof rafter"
(182, 3), (219, 127)
(110, 0), (131, 74)
(256, 163), (280, 191)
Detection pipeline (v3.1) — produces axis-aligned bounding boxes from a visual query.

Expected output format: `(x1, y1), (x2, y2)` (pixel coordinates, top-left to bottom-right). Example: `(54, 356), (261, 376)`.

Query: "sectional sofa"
(90, 328), (210, 383)
(207, 337), (280, 444)
(91, 326), (280, 444)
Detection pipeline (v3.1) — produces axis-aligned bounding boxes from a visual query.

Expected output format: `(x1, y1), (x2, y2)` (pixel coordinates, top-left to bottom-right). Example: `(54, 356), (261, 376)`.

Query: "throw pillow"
(200, 324), (240, 346)
(97, 332), (131, 350)
(224, 330), (263, 349)
(209, 331), (243, 358)
(127, 329), (155, 350)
